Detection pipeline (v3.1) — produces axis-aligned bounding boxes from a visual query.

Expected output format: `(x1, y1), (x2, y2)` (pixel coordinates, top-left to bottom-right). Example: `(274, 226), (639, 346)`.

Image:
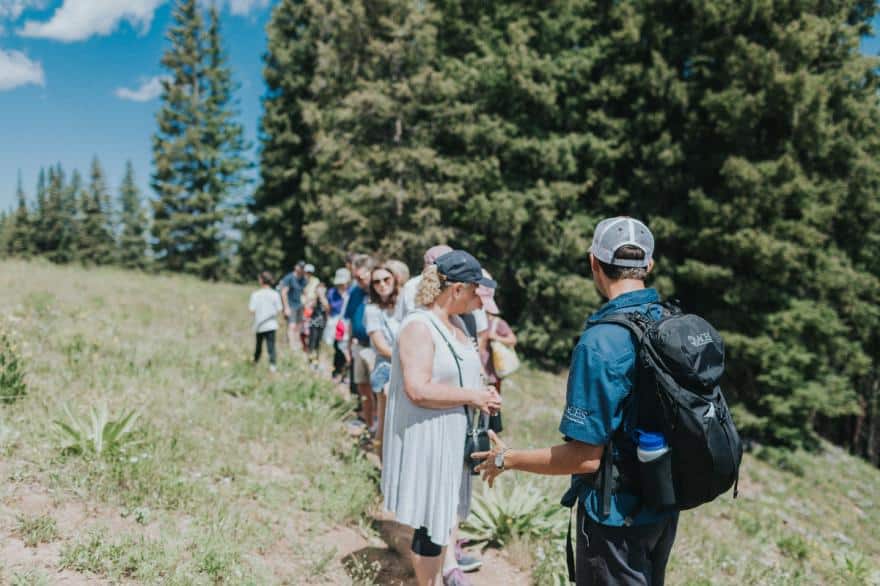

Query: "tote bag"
(489, 318), (520, 378)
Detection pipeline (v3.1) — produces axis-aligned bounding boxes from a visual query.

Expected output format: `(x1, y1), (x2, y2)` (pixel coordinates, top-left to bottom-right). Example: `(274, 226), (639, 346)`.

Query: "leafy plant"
(59, 527), (165, 579)
(777, 534), (810, 561)
(343, 554), (381, 586)
(9, 568), (50, 586)
(16, 514), (59, 547)
(461, 481), (566, 546)
(837, 554), (870, 585)
(0, 330), (26, 404)
(532, 536), (569, 586)
(55, 402), (140, 457)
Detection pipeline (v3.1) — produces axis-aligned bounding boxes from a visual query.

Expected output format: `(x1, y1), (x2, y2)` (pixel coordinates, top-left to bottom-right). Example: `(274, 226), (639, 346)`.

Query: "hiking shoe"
(269, 364), (277, 373)
(455, 540), (482, 573)
(442, 567), (471, 586)
(457, 553), (482, 573)
(345, 419), (367, 434)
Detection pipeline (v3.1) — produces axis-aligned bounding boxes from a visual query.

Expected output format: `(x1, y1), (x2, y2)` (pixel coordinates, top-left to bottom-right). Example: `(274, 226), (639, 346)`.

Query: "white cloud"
(0, 48), (43, 90)
(199, 0), (270, 16)
(14, 0), (269, 43)
(225, 0), (270, 16)
(18, 0), (164, 42)
(0, 0), (46, 20)
(115, 75), (166, 102)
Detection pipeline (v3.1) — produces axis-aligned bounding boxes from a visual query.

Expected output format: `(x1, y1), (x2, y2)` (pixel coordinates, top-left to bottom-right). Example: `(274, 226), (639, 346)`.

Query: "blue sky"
(0, 0), (272, 210)
(1, 4), (879, 211)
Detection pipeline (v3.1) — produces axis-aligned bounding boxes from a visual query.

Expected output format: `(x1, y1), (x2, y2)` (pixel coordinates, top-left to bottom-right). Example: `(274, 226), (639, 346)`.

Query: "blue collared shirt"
(559, 288), (675, 526)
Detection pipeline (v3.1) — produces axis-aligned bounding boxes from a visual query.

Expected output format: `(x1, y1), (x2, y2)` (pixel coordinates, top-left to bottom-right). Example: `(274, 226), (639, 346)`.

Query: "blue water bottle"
(637, 430), (670, 463)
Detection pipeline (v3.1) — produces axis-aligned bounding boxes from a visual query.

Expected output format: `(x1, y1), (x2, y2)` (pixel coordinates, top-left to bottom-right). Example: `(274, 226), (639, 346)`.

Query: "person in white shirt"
(249, 271), (283, 372)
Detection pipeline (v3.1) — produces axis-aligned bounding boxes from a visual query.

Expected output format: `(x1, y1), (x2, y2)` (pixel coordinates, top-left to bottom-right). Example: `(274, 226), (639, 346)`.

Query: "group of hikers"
(248, 247), (519, 584)
(248, 216), (740, 586)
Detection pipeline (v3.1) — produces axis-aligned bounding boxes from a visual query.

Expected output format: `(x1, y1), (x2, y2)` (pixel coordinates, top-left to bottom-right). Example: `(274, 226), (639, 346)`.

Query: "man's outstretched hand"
(472, 430), (508, 488)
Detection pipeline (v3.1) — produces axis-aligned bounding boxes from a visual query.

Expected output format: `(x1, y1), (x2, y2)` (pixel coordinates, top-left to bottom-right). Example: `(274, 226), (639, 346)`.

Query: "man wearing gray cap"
(474, 217), (678, 585)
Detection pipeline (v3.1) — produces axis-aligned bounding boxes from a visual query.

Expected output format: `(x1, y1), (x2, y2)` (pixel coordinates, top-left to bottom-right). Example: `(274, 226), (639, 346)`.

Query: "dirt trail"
(327, 514), (528, 586)
(0, 480), (113, 584)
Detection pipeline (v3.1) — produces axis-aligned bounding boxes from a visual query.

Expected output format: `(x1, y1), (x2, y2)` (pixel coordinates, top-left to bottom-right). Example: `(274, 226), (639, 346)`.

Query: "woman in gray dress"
(382, 250), (501, 586)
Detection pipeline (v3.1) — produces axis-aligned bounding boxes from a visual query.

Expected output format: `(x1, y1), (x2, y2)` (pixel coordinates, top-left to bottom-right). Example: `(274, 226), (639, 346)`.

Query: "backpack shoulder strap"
(586, 312), (651, 520)
(589, 312), (648, 344)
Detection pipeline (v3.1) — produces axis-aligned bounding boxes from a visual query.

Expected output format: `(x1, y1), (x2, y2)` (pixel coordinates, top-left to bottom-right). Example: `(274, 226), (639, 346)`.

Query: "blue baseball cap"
(435, 250), (497, 289)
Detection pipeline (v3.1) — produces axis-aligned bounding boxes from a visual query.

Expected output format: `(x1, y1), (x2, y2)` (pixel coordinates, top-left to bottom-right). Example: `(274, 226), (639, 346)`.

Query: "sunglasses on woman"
(372, 275), (394, 285)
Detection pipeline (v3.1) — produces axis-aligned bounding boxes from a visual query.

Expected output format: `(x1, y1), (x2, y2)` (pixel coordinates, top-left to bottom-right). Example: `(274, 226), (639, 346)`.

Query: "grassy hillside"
(0, 259), (377, 584)
(0, 259), (877, 585)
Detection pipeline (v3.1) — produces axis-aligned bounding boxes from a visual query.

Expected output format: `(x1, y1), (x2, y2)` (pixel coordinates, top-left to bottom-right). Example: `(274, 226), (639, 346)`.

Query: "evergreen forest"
(4, 0), (880, 468)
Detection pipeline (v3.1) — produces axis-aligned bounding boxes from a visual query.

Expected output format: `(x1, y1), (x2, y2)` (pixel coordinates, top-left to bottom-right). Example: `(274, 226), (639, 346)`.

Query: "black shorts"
(576, 506), (678, 586)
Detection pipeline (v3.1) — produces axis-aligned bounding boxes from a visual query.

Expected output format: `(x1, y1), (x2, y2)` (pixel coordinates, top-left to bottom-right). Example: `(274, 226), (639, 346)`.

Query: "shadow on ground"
(341, 517), (414, 585)
(342, 545), (414, 586)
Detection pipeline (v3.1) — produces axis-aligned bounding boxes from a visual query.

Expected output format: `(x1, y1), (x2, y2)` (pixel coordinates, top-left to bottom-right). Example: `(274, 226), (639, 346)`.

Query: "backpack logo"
(688, 332), (713, 347)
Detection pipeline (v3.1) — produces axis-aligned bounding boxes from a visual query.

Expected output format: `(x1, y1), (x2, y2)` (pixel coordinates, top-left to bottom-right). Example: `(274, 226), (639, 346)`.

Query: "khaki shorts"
(352, 344), (375, 385)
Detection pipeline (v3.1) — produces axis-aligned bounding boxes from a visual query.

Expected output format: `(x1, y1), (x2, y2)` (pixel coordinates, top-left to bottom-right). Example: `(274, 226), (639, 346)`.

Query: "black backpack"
(595, 303), (742, 512)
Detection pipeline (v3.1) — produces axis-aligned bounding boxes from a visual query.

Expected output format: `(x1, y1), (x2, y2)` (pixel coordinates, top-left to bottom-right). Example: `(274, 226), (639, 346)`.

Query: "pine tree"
(32, 168), (49, 254)
(0, 205), (13, 259)
(303, 0), (460, 268)
(80, 158), (116, 265)
(118, 161), (149, 270)
(41, 164), (71, 263)
(65, 170), (85, 263)
(203, 5), (250, 278)
(0, 211), (10, 258)
(584, 1), (880, 450)
(53, 168), (83, 264)
(239, 0), (319, 279)
(444, 1), (615, 364)
(152, 0), (248, 280)
(7, 174), (35, 258)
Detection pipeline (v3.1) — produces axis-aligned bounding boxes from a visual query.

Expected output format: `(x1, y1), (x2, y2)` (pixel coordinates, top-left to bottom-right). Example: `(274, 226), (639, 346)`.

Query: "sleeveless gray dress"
(381, 309), (482, 546)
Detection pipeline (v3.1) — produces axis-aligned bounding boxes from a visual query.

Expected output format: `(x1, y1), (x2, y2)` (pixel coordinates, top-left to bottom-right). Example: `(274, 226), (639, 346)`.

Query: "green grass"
(8, 568), (51, 586)
(2, 258), (879, 584)
(15, 513), (58, 547)
(490, 360), (880, 585)
(0, 259), (375, 583)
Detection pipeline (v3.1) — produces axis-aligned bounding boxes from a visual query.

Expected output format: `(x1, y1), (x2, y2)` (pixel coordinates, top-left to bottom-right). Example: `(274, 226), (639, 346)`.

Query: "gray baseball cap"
(590, 217), (654, 268)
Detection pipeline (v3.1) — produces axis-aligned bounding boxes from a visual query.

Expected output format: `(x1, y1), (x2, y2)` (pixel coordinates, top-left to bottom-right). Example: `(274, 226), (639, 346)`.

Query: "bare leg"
(358, 383), (373, 426)
(443, 524), (459, 573)
(412, 550), (445, 586)
(376, 391), (387, 459)
(287, 322), (299, 352)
